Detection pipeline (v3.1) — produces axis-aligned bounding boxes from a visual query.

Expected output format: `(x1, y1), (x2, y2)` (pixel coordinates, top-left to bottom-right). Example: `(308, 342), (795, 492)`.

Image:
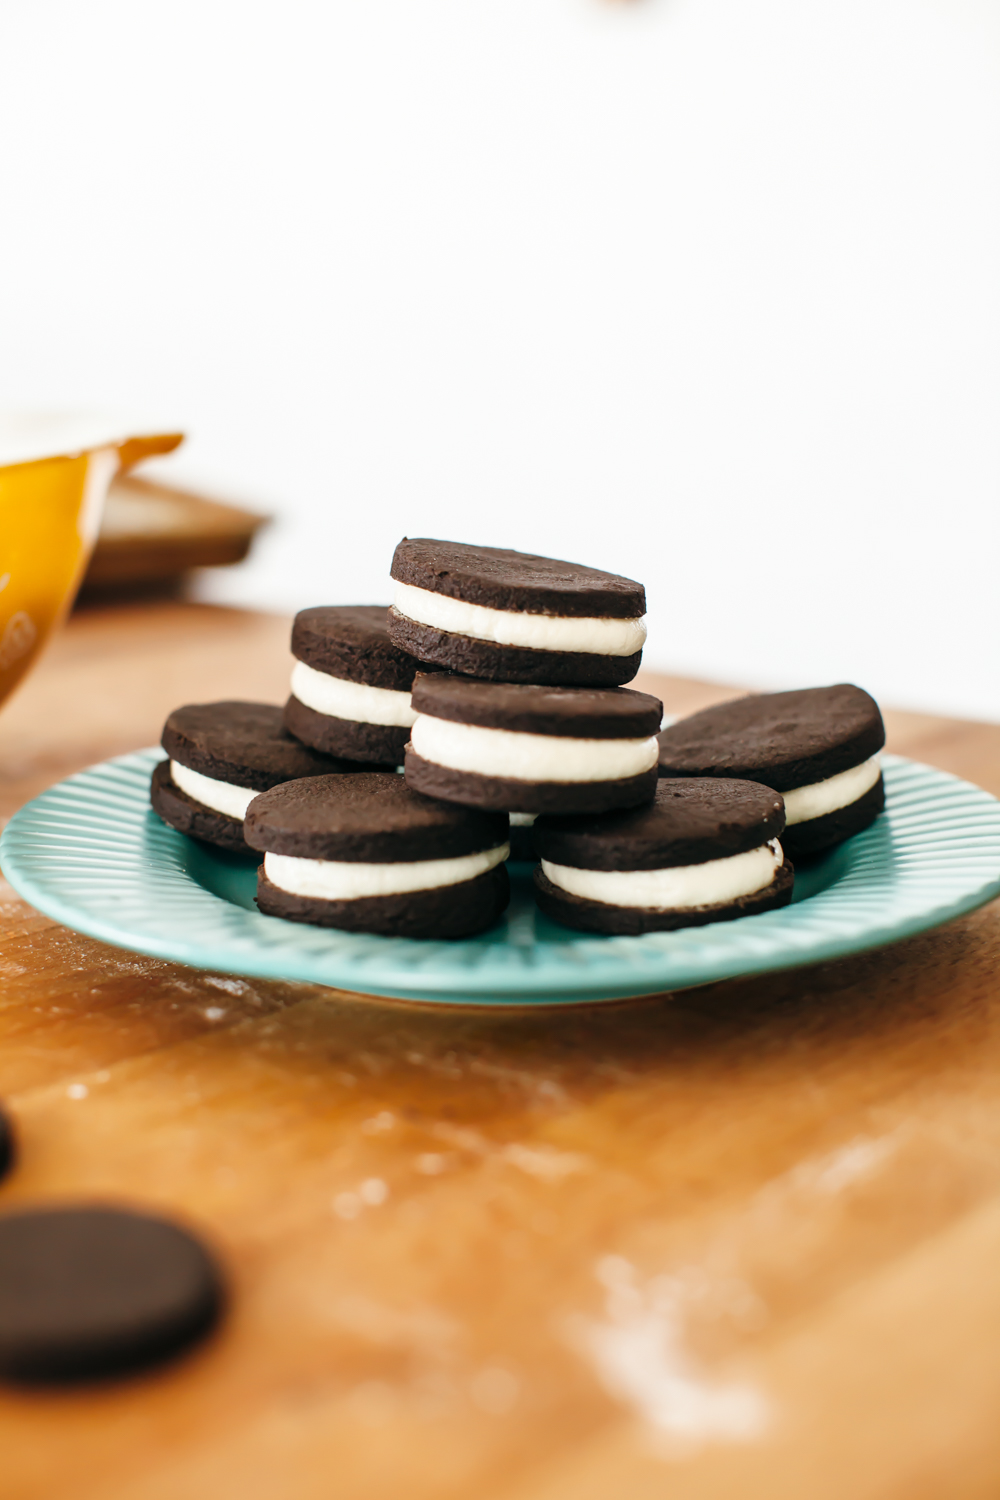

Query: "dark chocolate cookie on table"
(0, 1206), (223, 1384)
(533, 778), (793, 935)
(246, 771), (510, 938)
(656, 684), (885, 857)
(405, 675), (663, 816)
(388, 538), (647, 687)
(285, 605), (434, 765)
(151, 701), (356, 856)
(0, 1103), (13, 1183)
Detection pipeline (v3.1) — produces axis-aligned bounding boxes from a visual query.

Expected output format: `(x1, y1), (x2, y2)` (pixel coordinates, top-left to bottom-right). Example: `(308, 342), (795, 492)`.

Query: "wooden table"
(1, 601), (999, 1500)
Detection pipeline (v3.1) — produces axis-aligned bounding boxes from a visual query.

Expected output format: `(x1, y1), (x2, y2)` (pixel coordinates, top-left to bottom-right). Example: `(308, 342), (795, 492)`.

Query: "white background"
(0, 0), (997, 719)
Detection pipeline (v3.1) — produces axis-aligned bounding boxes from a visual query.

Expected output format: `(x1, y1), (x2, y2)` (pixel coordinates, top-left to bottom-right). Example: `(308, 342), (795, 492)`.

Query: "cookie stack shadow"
(151, 535), (887, 940)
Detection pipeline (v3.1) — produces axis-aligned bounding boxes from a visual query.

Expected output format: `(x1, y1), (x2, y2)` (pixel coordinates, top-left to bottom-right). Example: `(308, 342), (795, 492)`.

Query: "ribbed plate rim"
(1, 749), (998, 1006)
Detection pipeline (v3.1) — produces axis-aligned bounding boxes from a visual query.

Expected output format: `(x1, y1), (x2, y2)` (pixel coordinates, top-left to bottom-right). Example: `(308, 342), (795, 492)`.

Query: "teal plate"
(2, 749), (999, 1006)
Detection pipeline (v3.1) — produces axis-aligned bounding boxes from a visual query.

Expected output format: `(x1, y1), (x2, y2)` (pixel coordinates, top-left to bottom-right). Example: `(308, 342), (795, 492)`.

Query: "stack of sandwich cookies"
(285, 605), (431, 765)
(246, 772), (510, 938)
(151, 701), (350, 855)
(657, 684), (885, 857)
(534, 779), (793, 935)
(406, 677), (663, 815)
(389, 539), (647, 687)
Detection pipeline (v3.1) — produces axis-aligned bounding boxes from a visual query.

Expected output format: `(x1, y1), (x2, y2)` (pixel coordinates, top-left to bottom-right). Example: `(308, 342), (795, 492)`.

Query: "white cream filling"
(542, 839), (783, 911)
(509, 812), (537, 827)
(410, 714), (659, 784)
(264, 842), (509, 900)
(783, 754), (882, 826)
(393, 582), (646, 657)
(170, 761), (258, 821)
(290, 659), (416, 728)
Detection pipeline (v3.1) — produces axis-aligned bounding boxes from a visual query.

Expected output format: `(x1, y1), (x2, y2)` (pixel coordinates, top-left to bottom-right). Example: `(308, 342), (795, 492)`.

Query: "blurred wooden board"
(0, 601), (999, 1500)
(81, 476), (269, 594)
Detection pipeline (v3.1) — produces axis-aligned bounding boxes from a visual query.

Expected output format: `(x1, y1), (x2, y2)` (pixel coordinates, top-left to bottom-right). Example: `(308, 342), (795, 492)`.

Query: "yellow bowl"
(0, 425), (183, 710)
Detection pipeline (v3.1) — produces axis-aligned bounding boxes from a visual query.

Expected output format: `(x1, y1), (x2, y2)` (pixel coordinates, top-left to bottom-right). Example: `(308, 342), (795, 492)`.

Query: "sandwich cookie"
(0, 1206), (224, 1384)
(151, 701), (351, 855)
(534, 778), (793, 935)
(388, 538), (647, 687)
(285, 605), (433, 765)
(405, 676), (663, 815)
(246, 771), (510, 938)
(657, 684), (886, 857)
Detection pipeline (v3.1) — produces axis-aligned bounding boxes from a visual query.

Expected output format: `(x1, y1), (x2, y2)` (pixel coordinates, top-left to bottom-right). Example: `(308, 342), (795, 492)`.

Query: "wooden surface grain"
(0, 602), (998, 1500)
